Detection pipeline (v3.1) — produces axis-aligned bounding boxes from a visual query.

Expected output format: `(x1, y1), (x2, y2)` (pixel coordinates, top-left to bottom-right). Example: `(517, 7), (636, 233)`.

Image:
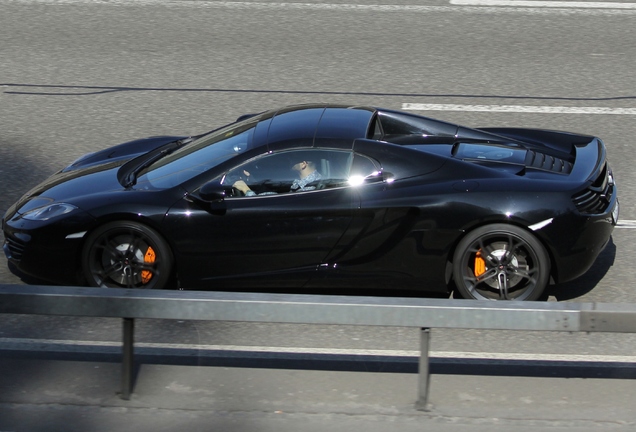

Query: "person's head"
(291, 160), (316, 179)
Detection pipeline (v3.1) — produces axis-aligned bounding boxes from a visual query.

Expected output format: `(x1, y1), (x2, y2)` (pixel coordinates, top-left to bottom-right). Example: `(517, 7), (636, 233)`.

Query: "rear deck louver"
(525, 150), (573, 174)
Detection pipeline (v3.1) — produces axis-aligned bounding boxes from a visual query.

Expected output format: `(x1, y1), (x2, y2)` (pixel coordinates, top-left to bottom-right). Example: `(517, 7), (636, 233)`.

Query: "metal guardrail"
(2, 284), (636, 409)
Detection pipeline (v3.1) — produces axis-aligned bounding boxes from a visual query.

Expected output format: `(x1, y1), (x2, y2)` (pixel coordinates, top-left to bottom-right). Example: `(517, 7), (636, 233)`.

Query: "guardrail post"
(415, 327), (431, 411)
(121, 318), (135, 400)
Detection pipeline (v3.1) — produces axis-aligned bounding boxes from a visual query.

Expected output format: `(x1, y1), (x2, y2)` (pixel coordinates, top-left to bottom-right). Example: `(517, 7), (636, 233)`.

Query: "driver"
(233, 159), (322, 196)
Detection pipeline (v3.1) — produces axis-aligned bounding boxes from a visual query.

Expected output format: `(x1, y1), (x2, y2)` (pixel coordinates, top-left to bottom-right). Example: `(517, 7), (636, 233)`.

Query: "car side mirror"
(194, 182), (226, 203)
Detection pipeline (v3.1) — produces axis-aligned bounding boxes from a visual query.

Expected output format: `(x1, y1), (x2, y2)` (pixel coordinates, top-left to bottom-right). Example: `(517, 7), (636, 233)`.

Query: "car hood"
(8, 161), (124, 216)
(63, 135), (188, 172)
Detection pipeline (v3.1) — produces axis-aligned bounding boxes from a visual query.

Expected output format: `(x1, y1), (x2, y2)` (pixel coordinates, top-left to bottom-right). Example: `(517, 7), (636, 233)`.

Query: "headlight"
(22, 203), (78, 221)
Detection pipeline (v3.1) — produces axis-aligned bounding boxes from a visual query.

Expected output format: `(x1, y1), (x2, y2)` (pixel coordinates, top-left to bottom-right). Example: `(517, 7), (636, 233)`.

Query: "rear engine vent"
(571, 163), (614, 215)
(525, 150), (573, 174)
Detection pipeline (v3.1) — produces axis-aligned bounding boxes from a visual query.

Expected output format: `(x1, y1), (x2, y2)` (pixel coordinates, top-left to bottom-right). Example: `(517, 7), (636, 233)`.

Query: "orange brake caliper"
(141, 246), (156, 284)
(474, 250), (486, 277)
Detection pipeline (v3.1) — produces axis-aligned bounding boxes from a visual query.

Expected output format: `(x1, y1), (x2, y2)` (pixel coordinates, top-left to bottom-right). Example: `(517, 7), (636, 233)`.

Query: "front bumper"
(2, 211), (94, 285)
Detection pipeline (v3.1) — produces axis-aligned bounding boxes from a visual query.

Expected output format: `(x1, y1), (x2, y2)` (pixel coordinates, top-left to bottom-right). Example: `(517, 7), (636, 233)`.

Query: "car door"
(165, 148), (358, 288)
(312, 141), (453, 290)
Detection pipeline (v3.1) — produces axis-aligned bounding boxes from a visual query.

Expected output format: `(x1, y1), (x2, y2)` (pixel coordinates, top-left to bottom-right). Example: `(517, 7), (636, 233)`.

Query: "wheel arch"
(76, 213), (178, 288)
(445, 218), (558, 287)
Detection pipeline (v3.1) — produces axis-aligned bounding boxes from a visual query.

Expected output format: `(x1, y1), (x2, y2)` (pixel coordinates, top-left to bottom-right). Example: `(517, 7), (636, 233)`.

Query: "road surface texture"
(2, 1), (636, 431)
(1, 356), (635, 432)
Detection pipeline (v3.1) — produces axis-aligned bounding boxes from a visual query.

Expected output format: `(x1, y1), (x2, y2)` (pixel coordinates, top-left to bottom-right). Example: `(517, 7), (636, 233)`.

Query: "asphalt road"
(1, 0), (636, 423)
(2, 358), (636, 431)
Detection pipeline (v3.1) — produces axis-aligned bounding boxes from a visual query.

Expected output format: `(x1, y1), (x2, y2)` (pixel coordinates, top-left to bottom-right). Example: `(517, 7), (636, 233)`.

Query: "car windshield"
(135, 118), (258, 190)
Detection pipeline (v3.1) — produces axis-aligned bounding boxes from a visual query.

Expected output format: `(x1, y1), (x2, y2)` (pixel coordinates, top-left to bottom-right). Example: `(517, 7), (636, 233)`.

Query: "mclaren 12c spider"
(2, 104), (618, 300)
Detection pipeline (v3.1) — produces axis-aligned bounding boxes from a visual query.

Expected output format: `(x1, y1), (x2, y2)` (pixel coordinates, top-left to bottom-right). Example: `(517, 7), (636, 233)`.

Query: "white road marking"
(402, 103), (636, 116)
(616, 220), (636, 229)
(451, 0), (636, 8)
(2, 337), (635, 363)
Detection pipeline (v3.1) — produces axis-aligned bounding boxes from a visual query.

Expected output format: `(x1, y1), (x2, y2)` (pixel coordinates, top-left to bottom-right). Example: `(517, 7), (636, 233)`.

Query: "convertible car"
(2, 104), (618, 301)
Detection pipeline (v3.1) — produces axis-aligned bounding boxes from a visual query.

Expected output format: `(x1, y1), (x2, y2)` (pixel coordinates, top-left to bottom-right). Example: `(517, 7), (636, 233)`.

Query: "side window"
(222, 149), (354, 197)
(376, 111), (457, 139)
(349, 154), (380, 182)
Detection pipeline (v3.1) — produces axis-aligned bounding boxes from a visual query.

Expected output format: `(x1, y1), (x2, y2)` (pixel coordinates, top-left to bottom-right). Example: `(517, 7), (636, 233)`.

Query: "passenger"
(233, 160), (321, 196)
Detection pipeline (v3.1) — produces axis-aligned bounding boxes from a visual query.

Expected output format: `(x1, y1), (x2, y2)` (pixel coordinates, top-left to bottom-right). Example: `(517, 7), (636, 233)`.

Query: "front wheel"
(82, 221), (173, 289)
(452, 224), (550, 301)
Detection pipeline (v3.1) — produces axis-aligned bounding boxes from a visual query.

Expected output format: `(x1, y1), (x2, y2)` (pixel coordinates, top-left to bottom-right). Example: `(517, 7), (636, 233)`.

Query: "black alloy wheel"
(82, 221), (173, 289)
(452, 224), (550, 301)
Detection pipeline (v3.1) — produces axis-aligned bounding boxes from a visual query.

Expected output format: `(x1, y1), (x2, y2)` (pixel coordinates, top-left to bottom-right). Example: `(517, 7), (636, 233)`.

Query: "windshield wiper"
(121, 149), (170, 188)
(118, 138), (192, 188)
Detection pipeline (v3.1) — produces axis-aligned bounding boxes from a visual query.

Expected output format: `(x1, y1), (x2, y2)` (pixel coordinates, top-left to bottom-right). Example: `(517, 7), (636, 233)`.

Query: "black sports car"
(2, 104), (618, 301)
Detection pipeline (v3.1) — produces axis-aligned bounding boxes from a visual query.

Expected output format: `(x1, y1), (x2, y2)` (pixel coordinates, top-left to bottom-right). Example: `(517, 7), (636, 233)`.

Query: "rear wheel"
(82, 221), (173, 289)
(452, 224), (550, 301)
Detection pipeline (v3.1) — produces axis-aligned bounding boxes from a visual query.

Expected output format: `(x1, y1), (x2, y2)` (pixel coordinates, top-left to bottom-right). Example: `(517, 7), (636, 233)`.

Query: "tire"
(452, 224), (550, 301)
(82, 221), (173, 289)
